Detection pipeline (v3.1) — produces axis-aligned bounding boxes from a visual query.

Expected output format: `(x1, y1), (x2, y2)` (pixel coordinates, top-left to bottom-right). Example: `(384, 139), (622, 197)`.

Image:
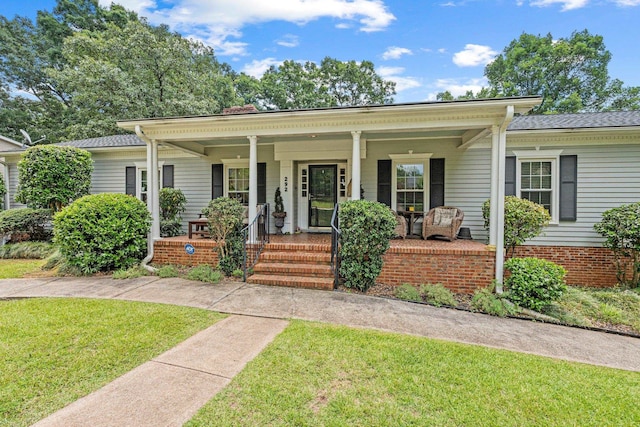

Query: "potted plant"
(272, 186), (287, 234)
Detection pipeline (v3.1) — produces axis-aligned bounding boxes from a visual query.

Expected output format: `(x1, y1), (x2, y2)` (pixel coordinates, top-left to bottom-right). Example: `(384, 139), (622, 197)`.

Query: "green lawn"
(0, 259), (46, 278)
(0, 298), (225, 427)
(187, 321), (640, 427)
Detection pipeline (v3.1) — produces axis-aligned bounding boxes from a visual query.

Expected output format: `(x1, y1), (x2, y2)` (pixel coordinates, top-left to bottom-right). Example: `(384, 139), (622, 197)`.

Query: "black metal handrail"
(330, 202), (340, 288)
(242, 203), (269, 281)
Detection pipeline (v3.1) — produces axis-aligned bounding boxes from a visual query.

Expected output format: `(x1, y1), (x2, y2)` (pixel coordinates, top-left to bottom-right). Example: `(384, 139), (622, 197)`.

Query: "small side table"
(188, 218), (209, 239)
(398, 210), (425, 237)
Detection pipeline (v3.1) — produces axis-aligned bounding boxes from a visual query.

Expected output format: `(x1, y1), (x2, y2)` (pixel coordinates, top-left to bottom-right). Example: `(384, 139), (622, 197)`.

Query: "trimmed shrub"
(53, 193), (151, 274)
(594, 202), (640, 287)
(204, 197), (244, 274)
(16, 145), (93, 212)
(482, 196), (551, 257)
(0, 208), (52, 242)
(339, 200), (396, 291)
(159, 188), (187, 237)
(187, 265), (222, 283)
(420, 284), (457, 307)
(504, 257), (567, 311)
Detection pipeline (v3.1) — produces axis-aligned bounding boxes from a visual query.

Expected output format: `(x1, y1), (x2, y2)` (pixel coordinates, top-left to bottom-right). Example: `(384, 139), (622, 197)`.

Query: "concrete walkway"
(1, 276), (639, 425)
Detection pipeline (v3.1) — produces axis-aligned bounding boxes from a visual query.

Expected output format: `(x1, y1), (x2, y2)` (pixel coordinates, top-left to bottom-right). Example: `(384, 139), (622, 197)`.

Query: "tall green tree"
(259, 57), (395, 110)
(49, 19), (237, 138)
(485, 30), (640, 114)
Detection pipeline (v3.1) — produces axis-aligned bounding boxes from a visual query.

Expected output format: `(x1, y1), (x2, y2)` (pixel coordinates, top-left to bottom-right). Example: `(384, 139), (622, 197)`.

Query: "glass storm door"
(308, 165), (337, 228)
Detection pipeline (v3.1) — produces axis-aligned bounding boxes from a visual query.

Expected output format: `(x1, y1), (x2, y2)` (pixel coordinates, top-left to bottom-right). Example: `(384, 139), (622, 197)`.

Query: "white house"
(2, 97), (639, 288)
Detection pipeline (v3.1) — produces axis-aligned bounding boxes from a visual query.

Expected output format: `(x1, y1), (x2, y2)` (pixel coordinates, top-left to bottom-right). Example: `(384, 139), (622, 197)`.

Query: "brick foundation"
(512, 246), (624, 287)
(379, 246), (496, 294)
(153, 239), (219, 267)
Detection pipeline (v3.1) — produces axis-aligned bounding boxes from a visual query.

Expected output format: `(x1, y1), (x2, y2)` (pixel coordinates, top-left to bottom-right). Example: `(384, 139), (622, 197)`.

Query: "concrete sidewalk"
(1, 275), (639, 425)
(2, 276), (639, 372)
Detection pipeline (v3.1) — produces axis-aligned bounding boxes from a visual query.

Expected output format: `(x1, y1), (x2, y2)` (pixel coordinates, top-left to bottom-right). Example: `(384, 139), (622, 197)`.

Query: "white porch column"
(150, 139), (160, 240)
(494, 106), (514, 291)
(351, 131), (361, 200)
(489, 125), (500, 246)
(248, 135), (258, 223)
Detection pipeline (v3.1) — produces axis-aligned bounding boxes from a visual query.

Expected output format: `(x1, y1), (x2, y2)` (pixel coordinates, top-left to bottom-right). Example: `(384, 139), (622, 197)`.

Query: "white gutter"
(494, 105), (515, 293)
(135, 125), (158, 274)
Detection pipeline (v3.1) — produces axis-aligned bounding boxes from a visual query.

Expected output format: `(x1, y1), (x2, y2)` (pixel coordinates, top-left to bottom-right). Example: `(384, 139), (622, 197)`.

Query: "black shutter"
(162, 165), (174, 188)
(505, 156), (516, 196)
(559, 155), (577, 221)
(429, 158), (445, 209)
(211, 164), (223, 199)
(377, 159), (392, 207)
(125, 167), (136, 196)
(257, 162), (266, 204)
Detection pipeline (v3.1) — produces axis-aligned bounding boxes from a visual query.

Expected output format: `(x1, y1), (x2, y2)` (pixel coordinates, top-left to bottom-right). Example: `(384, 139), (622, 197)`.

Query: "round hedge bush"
(53, 193), (151, 274)
(504, 257), (567, 311)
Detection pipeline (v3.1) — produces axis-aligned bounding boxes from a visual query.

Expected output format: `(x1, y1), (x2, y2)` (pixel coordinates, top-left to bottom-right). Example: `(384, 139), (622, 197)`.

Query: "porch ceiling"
(117, 97), (541, 150)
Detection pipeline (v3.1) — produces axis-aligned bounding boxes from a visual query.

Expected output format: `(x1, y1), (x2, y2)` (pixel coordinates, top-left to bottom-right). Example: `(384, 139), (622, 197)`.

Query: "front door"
(308, 165), (337, 228)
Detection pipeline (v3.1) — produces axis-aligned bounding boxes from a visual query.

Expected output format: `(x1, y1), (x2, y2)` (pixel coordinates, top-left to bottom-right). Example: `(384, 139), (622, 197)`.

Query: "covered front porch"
(117, 97), (542, 286)
(154, 233), (494, 294)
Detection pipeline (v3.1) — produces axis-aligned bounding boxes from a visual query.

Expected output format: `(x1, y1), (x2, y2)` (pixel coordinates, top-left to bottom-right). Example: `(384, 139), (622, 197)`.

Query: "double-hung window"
(396, 163), (425, 211)
(227, 166), (250, 206)
(514, 150), (562, 223)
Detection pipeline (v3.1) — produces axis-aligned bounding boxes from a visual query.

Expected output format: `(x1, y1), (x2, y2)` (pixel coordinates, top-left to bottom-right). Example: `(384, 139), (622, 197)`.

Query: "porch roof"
(116, 97), (542, 152)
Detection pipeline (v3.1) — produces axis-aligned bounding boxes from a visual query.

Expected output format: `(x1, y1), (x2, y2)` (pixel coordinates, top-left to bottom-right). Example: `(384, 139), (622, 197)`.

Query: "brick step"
(264, 243), (332, 253)
(252, 262), (333, 278)
(259, 251), (332, 264)
(247, 274), (335, 290)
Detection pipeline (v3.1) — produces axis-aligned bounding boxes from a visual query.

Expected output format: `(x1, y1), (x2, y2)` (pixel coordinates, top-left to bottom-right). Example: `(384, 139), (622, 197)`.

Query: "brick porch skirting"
(153, 239), (219, 267)
(379, 246), (496, 294)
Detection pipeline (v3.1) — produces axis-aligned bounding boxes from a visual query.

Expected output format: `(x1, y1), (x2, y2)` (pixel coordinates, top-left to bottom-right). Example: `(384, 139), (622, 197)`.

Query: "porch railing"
(242, 203), (269, 281)
(330, 203), (340, 288)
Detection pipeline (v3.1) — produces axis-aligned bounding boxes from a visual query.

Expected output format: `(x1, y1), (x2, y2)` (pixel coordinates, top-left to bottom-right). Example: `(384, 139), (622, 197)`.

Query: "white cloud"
(382, 46), (413, 60)
(530, 0), (589, 10)
(101, 0), (395, 56)
(426, 77), (487, 101)
(438, 48), (447, 54)
(613, 0), (640, 5)
(242, 58), (283, 78)
(276, 34), (299, 48)
(452, 44), (497, 67)
(377, 66), (421, 92)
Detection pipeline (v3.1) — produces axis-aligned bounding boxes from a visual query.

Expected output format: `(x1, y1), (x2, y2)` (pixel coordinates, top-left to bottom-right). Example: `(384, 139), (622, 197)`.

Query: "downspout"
(135, 125), (158, 274)
(494, 105), (514, 293)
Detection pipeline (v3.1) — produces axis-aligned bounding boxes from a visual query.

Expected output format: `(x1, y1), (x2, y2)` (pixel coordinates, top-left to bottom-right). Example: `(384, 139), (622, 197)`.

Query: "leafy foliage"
(0, 172), (6, 210)
(53, 193), (150, 274)
(16, 145), (93, 212)
(186, 265), (222, 283)
(485, 30), (640, 114)
(157, 264), (180, 278)
(159, 187), (187, 237)
(339, 200), (396, 291)
(258, 57), (395, 110)
(203, 197), (245, 271)
(112, 265), (148, 279)
(395, 284), (422, 302)
(594, 202), (640, 287)
(419, 284), (457, 307)
(471, 286), (518, 317)
(504, 257), (567, 311)
(482, 196), (551, 257)
(0, 241), (55, 259)
(0, 208), (52, 241)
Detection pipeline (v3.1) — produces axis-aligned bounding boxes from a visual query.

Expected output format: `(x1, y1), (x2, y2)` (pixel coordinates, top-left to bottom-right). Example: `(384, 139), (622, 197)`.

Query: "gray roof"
(56, 134), (144, 149)
(509, 111), (640, 131)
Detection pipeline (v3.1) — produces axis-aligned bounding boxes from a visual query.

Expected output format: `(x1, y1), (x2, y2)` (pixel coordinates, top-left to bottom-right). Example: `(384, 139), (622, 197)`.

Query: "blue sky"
(2, 0), (640, 103)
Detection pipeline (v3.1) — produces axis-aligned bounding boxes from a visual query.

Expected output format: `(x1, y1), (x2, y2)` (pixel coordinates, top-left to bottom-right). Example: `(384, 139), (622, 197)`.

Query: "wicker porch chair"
(392, 210), (407, 239)
(422, 206), (464, 241)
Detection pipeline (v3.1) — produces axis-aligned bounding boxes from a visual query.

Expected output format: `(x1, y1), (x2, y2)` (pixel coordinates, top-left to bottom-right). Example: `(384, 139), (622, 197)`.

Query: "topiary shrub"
(0, 208), (52, 242)
(339, 200), (396, 291)
(204, 197), (244, 274)
(504, 257), (567, 311)
(16, 145), (93, 212)
(159, 187), (187, 237)
(482, 196), (551, 257)
(53, 193), (151, 274)
(0, 173), (6, 210)
(594, 202), (640, 287)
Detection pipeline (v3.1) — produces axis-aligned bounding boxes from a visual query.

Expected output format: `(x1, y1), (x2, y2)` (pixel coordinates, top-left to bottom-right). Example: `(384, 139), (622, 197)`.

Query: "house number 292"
(284, 177), (288, 192)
